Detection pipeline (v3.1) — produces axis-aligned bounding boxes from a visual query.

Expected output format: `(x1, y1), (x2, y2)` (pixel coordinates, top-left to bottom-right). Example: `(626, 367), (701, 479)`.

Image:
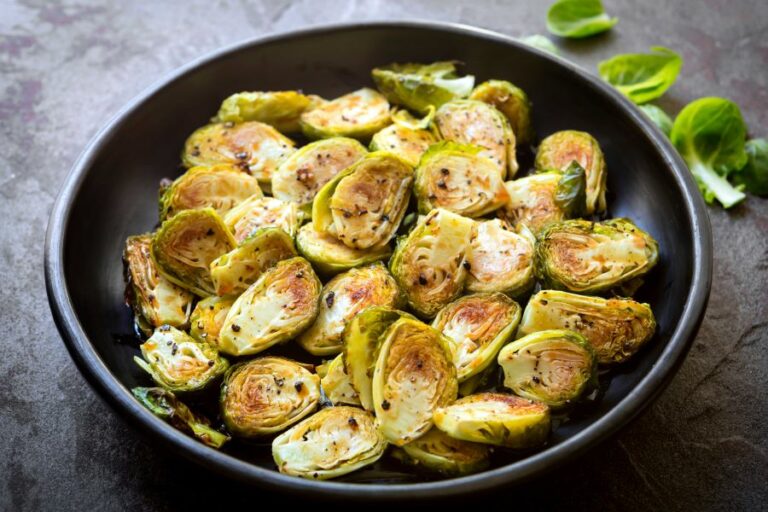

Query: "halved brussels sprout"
(151, 208), (236, 297)
(372, 318), (458, 446)
(272, 406), (386, 480)
(469, 80), (534, 146)
(134, 326), (229, 393)
(300, 88), (391, 140)
(132, 387), (229, 448)
(209, 227), (297, 297)
(272, 137), (368, 209)
(498, 329), (597, 408)
(317, 354), (361, 406)
(370, 124), (437, 167)
(390, 208), (475, 318)
(218, 257), (321, 356)
(295, 223), (391, 276)
(124, 235), (194, 336)
(220, 356), (320, 437)
(159, 164), (262, 220)
(313, 152), (413, 250)
(433, 392), (550, 448)
(223, 195), (301, 243)
(465, 219), (535, 297)
(214, 90), (323, 133)
(342, 307), (415, 411)
(392, 427), (490, 476)
(518, 290), (656, 364)
(189, 296), (234, 348)
(298, 263), (402, 356)
(371, 61), (475, 115)
(535, 219), (659, 294)
(182, 121), (296, 188)
(535, 130), (607, 215)
(414, 142), (509, 217)
(435, 100), (517, 178)
(432, 292), (521, 382)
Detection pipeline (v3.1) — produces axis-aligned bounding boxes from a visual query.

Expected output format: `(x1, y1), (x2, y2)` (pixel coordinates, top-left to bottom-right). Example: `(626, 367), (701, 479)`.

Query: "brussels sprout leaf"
(546, 0), (617, 39)
(733, 139), (768, 196)
(554, 161), (587, 217)
(598, 47), (683, 104)
(639, 104), (673, 136)
(520, 35), (560, 55)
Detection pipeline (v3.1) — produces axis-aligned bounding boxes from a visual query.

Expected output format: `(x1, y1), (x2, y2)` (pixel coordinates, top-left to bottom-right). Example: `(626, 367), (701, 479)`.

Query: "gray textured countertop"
(1, 1), (767, 510)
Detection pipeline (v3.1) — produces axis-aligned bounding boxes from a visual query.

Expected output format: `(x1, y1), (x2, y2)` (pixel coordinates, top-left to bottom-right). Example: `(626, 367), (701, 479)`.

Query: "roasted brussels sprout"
(220, 357), (320, 437)
(317, 354), (361, 406)
(210, 227), (297, 297)
(300, 88), (391, 140)
(295, 223), (391, 276)
(390, 208), (475, 318)
(498, 329), (597, 408)
(465, 219), (535, 297)
(433, 392), (550, 448)
(132, 387), (229, 448)
(223, 195), (301, 243)
(414, 142), (509, 217)
(392, 427), (490, 476)
(370, 124), (437, 167)
(518, 290), (656, 364)
(371, 61), (475, 114)
(215, 90), (323, 133)
(535, 130), (607, 214)
(535, 218), (659, 294)
(134, 326), (229, 393)
(272, 406), (386, 479)
(373, 318), (458, 446)
(159, 164), (262, 220)
(189, 296), (234, 348)
(469, 80), (534, 146)
(182, 121), (296, 189)
(313, 152), (413, 250)
(432, 292), (521, 381)
(218, 257), (321, 356)
(124, 234), (194, 336)
(298, 263), (402, 356)
(272, 137), (368, 209)
(435, 100), (517, 178)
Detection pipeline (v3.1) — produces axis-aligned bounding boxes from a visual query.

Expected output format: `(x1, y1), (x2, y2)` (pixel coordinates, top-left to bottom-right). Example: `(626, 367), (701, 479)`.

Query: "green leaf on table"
(521, 35), (560, 55)
(639, 104), (673, 137)
(733, 139), (768, 196)
(598, 47), (683, 104)
(546, 0), (618, 39)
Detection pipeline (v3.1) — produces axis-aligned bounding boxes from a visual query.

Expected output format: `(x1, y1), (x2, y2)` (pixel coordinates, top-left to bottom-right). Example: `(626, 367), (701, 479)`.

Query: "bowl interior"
(59, 24), (695, 486)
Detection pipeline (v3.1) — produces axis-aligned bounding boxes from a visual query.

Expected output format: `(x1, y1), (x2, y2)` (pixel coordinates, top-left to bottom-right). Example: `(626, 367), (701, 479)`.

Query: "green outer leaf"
(520, 35), (560, 55)
(733, 139), (768, 196)
(639, 104), (673, 136)
(547, 0), (617, 39)
(553, 161), (587, 217)
(598, 47), (683, 104)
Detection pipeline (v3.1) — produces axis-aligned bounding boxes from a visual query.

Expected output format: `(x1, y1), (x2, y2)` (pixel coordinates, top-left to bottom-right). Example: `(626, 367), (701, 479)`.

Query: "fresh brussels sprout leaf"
(210, 227), (297, 297)
(370, 124), (437, 167)
(390, 208), (475, 318)
(535, 130), (607, 214)
(499, 173), (564, 234)
(414, 142), (509, 217)
(432, 292), (521, 382)
(272, 406), (386, 479)
(272, 137), (368, 209)
(435, 99), (518, 178)
(733, 139), (768, 196)
(498, 329), (597, 408)
(392, 428), (490, 476)
(671, 97), (749, 208)
(390, 105), (436, 131)
(134, 326), (229, 393)
(546, 0), (617, 39)
(373, 317), (458, 446)
(535, 218), (659, 294)
(295, 223), (392, 277)
(371, 61), (475, 115)
(220, 357), (320, 437)
(639, 104), (674, 137)
(553, 161), (588, 217)
(189, 296), (234, 348)
(313, 152), (413, 250)
(300, 88), (391, 140)
(317, 354), (361, 406)
(223, 195), (301, 243)
(214, 90), (322, 133)
(518, 290), (657, 364)
(520, 35), (560, 55)
(298, 263), (402, 356)
(598, 47), (683, 105)
(469, 80), (534, 146)
(434, 392), (550, 448)
(132, 387), (229, 448)
(151, 208), (236, 297)
(218, 257), (321, 356)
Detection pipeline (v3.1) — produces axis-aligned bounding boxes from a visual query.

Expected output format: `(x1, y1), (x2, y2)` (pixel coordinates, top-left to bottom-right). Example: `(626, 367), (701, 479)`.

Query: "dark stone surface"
(1, 0), (766, 510)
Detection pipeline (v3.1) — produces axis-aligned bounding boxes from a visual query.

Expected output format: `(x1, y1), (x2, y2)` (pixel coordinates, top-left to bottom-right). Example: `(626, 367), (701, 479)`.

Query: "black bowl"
(45, 21), (712, 498)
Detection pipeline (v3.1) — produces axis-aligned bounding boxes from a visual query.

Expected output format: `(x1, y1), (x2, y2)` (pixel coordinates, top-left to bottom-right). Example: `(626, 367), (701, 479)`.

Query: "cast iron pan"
(44, 21), (712, 499)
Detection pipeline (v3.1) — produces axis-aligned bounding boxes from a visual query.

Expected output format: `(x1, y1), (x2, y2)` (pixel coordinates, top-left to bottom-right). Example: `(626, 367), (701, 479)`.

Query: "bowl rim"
(44, 20), (712, 498)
